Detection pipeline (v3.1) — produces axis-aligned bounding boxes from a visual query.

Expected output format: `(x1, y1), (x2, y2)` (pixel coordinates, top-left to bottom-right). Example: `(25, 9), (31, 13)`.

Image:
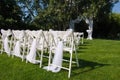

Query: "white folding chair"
(25, 30), (48, 68)
(74, 32), (84, 45)
(0, 33), (3, 54)
(48, 29), (79, 78)
(63, 29), (79, 78)
(36, 30), (49, 67)
(0, 29), (13, 56)
(12, 30), (26, 61)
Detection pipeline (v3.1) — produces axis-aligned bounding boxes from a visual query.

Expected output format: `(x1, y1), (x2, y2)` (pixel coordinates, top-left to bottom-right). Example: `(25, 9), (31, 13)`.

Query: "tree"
(0, 0), (24, 29)
(15, 0), (119, 39)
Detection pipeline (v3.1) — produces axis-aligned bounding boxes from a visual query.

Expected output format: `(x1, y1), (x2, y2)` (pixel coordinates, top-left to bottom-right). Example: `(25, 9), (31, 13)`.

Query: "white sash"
(43, 41), (63, 72)
(13, 41), (22, 58)
(26, 39), (39, 64)
(4, 37), (10, 55)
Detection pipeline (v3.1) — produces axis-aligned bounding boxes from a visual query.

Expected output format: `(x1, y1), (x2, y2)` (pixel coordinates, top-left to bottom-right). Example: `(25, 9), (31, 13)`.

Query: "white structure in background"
(69, 16), (93, 40)
(69, 16), (82, 30)
(85, 18), (93, 40)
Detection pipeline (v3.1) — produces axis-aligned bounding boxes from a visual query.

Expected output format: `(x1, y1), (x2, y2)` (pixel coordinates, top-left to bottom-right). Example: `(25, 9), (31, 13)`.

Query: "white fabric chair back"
(1, 29), (12, 39)
(12, 30), (25, 41)
(0, 29), (12, 56)
(12, 30), (26, 60)
(74, 32), (84, 45)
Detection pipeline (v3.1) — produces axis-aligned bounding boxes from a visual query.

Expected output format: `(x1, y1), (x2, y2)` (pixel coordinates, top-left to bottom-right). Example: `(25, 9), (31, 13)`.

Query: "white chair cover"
(1, 29), (12, 55)
(12, 30), (25, 58)
(13, 41), (22, 58)
(63, 29), (73, 42)
(26, 30), (44, 65)
(3, 37), (10, 54)
(44, 29), (79, 78)
(74, 32), (84, 45)
(26, 39), (39, 64)
(43, 41), (63, 72)
(49, 29), (58, 45)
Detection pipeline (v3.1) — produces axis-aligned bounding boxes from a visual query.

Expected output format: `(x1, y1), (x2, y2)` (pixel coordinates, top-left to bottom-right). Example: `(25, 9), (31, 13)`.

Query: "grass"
(0, 39), (120, 80)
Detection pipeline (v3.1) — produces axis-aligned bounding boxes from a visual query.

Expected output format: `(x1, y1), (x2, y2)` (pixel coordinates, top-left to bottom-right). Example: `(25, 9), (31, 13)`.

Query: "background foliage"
(0, 0), (24, 29)
(0, 0), (120, 39)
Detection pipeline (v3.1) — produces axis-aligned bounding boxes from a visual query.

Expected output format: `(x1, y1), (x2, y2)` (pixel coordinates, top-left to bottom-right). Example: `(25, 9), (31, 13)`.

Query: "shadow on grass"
(77, 41), (91, 47)
(76, 46), (88, 54)
(76, 40), (92, 54)
(72, 59), (110, 77)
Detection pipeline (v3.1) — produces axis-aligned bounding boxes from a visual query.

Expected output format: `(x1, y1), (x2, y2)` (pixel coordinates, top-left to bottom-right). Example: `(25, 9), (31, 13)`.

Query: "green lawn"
(0, 39), (120, 80)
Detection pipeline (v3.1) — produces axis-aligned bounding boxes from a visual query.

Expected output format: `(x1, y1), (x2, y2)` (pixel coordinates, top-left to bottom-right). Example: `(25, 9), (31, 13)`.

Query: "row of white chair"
(0, 29), (84, 78)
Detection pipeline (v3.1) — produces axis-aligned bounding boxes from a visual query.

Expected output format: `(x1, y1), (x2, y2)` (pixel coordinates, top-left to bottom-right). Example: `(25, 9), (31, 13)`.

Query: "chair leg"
(81, 35), (84, 44)
(48, 49), (52, 70)
(11, 42), (16, 58)
(40, 50), (43, 68)
(0, 44), (3, 54)
(22, 47), (25, 62)
(0, 49), (3, 54)
(26, 46), (30, 63)
(12, 47), (14, 58)
(68, 52), (72, 78)
(12, 54), (14, 58)
(75, 49), (79, 67)
(26, 59), (28, 63)
(9, 39), (13, 56)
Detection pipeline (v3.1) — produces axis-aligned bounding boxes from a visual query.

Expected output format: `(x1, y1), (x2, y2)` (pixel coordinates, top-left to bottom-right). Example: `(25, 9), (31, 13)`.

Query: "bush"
(92, 13), (120, 39)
